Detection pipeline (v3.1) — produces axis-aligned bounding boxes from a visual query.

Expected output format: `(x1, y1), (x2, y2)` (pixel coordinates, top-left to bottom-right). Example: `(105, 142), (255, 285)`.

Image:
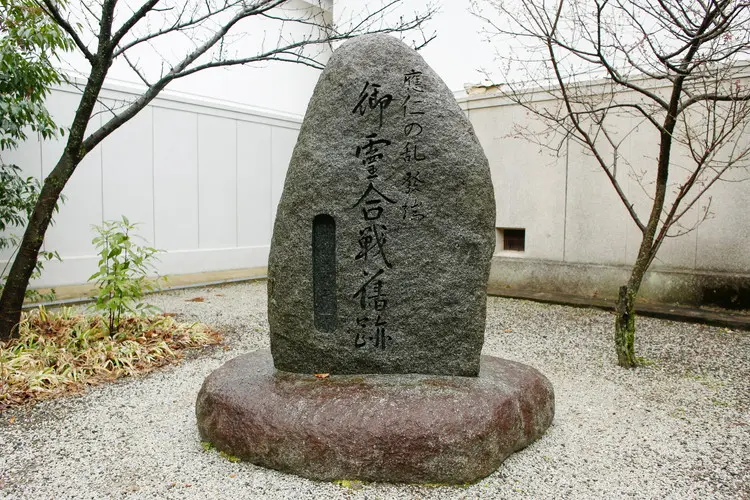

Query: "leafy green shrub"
(0, 163), (60, 302)
(89, 216), (162, 334)
(0, 0), (73, 150)
(1, 0), (70, 301)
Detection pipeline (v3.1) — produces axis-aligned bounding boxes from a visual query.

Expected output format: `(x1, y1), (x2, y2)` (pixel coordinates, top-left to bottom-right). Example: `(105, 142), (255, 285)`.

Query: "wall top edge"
(302, 0), (332, 10)
(458, 62), (750, 109)
(56, 74), (304, 126)
(492, 255), (750, 280)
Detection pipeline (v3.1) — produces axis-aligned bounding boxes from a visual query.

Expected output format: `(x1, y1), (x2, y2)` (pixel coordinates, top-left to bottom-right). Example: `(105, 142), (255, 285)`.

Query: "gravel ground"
(1, 280), (748, 499)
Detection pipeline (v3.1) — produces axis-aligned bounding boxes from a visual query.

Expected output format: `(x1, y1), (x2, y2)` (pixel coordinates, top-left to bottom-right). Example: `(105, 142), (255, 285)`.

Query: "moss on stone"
(333, 479), (364, 489)
(219, 451), (241, 463)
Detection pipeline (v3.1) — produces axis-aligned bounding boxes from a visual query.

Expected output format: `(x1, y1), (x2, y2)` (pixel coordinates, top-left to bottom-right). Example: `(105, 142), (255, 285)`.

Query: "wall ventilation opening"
(313, 214), (337, 332)
(497, 228), (526, 252)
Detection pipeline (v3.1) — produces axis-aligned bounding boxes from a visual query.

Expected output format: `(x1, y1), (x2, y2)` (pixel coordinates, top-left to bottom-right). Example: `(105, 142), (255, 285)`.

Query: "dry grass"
(0, 307), (221, 410)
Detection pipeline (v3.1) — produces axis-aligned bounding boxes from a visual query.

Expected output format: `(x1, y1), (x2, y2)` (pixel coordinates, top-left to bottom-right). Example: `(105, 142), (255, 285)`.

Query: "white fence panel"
(2, 83), (302, 288)
(237, 122), (273, 248)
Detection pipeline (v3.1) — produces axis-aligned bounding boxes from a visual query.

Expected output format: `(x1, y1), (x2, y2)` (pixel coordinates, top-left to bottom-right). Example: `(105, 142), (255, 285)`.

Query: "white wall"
(1, 82), (301, 288)
(460, 85), (750, 275)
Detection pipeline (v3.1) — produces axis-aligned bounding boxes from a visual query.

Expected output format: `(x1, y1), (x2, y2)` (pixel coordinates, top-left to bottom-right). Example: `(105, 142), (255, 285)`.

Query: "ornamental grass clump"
(0, 307), (221, 409)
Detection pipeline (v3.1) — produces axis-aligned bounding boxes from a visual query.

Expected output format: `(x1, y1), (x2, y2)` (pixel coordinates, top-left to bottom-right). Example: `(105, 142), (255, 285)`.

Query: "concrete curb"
(487, 287), (750, 331)
(22, 275), (267, 311)
(27, 278), (750, 332)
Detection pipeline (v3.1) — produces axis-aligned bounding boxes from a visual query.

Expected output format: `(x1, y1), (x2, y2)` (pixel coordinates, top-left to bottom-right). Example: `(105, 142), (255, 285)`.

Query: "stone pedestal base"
(196, 349), (554, 484)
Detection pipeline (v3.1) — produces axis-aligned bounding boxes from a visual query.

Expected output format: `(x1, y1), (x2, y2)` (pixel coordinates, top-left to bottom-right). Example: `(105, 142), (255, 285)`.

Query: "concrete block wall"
(0, 82), (301, 288)
(460, 82), (750, 308)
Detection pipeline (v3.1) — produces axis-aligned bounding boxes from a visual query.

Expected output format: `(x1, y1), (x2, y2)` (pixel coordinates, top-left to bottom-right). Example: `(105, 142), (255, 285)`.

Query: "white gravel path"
(1, 280), (748, 499)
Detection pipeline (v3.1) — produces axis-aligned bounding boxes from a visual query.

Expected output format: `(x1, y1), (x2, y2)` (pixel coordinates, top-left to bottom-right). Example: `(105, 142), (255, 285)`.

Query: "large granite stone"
(196, 350), (554, 484)
(268, 34), (496, 376)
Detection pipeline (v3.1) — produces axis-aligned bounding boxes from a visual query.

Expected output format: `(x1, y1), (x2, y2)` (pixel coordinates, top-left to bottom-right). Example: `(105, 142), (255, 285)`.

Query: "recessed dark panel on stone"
(313, 214), (337, 332)
(268, 34), (496, 376)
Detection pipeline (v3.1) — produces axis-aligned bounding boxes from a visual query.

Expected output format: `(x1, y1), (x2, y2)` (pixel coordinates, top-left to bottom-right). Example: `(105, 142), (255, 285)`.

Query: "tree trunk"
(0, 50), (108, 341)
(614, 285), (637, 367)
(0, 153), (77, 340)
(614, 229), (655, 368)
(611, 74), (684, 367)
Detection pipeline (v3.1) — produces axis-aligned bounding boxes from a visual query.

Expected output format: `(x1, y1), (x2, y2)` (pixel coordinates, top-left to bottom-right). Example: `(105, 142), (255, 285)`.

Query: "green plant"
(0, 0), (69, 302)
(0, 163), (61, 302)
(0, 0), (73, 339)
(0, 0), (73, 150)
(89, 216), (162, 334)
(636, 356), (657, 367)
(334, 480), (364, 490)
(200, 442), (241, 463)
(219, 451), (241, 463)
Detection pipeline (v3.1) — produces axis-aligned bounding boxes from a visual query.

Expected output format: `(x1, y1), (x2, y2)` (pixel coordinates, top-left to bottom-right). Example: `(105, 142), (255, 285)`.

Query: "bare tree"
(0, 0), (436, 340)
(472, 0), (750, 367)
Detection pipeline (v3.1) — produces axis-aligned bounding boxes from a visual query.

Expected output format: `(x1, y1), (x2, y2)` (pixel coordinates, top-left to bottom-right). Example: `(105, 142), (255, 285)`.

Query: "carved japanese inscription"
(268, 34), (495, 376)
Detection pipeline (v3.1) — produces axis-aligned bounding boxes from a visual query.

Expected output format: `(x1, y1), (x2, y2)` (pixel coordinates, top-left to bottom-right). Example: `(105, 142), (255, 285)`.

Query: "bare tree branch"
(81, 0), (437, 155)
(473, 0), (750, 367)
(110, 0), (162, 49)
(97, 0), (118, 56)
(122, 53), (151, 86)
(545, 14), (649, 231)
(36, 0), (95, 62)
(678, 90), (750, 113)
(112, 1), (251, 57)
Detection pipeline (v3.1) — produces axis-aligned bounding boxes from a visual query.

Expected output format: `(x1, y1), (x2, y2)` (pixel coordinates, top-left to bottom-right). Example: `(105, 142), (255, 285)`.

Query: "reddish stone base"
(196, 349), (554, 484)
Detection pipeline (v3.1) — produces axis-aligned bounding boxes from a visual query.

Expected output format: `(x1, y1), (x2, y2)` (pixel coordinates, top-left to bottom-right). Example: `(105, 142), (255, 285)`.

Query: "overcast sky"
(338, 0), (500, 94)
(419, 2), (500, 92)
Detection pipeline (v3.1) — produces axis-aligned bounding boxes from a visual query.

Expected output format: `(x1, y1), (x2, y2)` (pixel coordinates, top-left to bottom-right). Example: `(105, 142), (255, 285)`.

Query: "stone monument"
(196, 34), (554, 484)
